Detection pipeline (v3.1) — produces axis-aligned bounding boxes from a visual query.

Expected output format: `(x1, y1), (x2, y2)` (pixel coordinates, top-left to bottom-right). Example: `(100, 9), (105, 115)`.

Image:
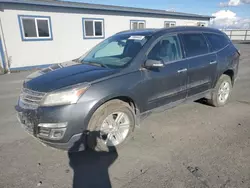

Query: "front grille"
(19, 88), (46, 109)
(18, 112), (35, 134)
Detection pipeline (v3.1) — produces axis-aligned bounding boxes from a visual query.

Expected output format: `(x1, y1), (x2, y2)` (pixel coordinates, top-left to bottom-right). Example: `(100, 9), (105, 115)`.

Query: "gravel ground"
(0, 43), (250, 188)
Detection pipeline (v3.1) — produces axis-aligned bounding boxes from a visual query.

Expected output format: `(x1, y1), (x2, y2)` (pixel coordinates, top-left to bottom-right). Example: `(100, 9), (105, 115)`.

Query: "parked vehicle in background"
(15, 26), (240, 152)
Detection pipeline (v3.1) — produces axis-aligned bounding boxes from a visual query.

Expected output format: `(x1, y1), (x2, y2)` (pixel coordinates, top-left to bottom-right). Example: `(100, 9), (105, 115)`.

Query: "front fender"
(76, 69), (145, 130)
(83, 91), (140, 129)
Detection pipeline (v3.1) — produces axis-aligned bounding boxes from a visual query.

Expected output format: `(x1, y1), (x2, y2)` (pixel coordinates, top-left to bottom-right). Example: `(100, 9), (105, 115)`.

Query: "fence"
(221, 29), (250, 41)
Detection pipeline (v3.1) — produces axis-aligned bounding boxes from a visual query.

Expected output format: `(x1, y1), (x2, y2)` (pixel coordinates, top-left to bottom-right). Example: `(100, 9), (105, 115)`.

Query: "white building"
(0, 0), (212, 71)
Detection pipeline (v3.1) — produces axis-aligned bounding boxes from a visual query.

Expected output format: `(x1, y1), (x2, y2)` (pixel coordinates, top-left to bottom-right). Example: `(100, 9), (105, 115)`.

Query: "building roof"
(0, 0), (213, 20)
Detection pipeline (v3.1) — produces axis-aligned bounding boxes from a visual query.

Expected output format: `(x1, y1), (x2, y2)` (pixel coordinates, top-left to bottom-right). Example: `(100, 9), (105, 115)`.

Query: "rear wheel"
(209, 74), (232, 107)
(87, 100), (135, 152)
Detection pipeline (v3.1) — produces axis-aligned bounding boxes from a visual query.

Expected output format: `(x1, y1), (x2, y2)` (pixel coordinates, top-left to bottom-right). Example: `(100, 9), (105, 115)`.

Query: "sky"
(65, 0), (250, 28)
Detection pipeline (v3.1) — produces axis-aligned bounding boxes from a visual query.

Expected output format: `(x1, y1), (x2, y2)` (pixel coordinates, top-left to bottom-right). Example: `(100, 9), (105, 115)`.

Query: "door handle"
(210, 61), (217, 65)
(177, 68), (187, 73)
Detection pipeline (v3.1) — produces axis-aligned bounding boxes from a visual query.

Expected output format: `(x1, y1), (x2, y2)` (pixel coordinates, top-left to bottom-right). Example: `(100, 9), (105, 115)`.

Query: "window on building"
(164, 21), (176, 28)
(203, 33), (229, 51)
(197, 22), (206, 27)
(148, 35), (182, 62)
(181, 33), (209, 57)
(18, 15), (52, 41)
(83, 18), (104, 38)
(130, 20), (146, 30)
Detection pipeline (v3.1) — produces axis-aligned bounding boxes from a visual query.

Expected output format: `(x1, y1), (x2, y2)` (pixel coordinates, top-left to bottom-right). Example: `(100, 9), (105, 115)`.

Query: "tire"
(87, 99), (136, 152)
(209, 74), (232, 107)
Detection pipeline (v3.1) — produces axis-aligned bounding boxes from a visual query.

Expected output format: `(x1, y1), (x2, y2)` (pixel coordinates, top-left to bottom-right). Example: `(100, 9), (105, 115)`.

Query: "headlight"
(41, 83), (90, 106)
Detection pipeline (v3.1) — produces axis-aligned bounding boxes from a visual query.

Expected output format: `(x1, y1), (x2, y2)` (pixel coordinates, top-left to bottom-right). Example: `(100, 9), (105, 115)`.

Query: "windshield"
(79, 34), (151, 68)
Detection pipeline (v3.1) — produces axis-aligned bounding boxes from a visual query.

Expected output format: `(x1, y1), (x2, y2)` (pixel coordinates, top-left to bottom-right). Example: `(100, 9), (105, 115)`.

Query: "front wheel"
(87, 100), (135, 152)
(209, 74), (232, 107)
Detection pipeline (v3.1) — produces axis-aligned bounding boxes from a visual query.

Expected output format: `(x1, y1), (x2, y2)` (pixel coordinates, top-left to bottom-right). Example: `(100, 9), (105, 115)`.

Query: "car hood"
(24, 61), (118, 92)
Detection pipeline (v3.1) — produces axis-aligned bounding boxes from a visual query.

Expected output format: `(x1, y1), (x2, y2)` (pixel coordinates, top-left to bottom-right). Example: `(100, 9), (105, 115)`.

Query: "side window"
(181, 33), (209, 57)
(148, 35), (182, 62)
(203, 33), (229, 51)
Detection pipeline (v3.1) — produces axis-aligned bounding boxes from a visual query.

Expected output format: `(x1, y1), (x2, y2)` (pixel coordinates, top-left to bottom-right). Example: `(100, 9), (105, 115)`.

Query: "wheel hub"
(100, 112), (130, 146)
(218, 81), (230, 103)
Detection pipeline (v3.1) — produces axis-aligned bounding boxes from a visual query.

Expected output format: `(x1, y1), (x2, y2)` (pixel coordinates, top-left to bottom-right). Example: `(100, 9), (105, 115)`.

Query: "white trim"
(93, 21), (96, 37)
(34, 18), (39, 37)
(47, 19), (52, 39)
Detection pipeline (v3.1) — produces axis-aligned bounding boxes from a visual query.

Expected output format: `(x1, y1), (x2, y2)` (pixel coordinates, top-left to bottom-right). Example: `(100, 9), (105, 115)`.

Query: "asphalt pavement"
(0, 43), (250, 188)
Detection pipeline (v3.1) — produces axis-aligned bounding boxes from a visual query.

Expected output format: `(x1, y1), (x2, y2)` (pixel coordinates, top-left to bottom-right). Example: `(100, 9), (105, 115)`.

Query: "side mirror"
(144, 59), (165, 68)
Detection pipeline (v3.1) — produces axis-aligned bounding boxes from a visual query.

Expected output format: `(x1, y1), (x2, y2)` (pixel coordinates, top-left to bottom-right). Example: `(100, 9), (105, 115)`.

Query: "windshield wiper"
(83, 61), (109, 68)
(72, 58), (81, 63)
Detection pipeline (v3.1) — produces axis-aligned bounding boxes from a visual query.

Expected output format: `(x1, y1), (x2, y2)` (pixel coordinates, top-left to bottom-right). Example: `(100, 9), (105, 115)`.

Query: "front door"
(141, 35), (188, 111)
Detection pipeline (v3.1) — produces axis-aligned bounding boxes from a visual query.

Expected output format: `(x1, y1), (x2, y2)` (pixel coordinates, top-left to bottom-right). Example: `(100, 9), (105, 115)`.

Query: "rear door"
(180, 33), (217, 97)
(203, 32), (232, 86)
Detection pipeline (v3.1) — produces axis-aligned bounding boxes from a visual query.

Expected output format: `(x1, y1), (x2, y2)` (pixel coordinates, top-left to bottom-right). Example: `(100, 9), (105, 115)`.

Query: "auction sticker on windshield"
(128, 36), (145, 40)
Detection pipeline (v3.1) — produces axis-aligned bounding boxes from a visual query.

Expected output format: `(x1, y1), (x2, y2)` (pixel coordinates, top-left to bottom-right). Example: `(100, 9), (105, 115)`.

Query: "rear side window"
(181, 33), (209, 57)
(203, 33), (229, 51)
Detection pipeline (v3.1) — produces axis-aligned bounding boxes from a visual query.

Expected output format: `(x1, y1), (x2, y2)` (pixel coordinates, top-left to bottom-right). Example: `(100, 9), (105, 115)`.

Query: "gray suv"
(16, 26), (240, 152)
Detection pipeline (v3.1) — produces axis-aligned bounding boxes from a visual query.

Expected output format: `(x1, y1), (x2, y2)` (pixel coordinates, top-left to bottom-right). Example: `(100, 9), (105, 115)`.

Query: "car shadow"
(68, 131), (118, 188)
(194, 98), (214, 107)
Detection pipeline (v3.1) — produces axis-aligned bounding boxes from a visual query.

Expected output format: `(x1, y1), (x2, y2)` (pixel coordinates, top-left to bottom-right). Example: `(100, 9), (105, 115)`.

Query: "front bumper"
(40, 133), (85, 152)
(15, 102), (90, 152)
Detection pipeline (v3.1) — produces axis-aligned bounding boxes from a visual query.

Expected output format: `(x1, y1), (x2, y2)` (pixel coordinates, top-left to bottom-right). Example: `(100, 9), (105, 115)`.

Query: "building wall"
(1, 4), (209, 69)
